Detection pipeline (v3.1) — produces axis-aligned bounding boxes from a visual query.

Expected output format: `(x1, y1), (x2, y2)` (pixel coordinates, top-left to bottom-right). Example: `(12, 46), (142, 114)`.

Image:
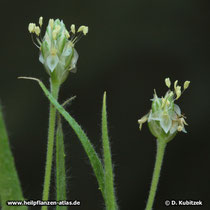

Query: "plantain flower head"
(138, 78), (190, 142)
(28, 17), (88, 84)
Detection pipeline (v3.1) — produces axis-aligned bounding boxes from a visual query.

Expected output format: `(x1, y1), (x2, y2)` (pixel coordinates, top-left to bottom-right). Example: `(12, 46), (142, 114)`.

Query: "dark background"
(0, 0), (210, 209)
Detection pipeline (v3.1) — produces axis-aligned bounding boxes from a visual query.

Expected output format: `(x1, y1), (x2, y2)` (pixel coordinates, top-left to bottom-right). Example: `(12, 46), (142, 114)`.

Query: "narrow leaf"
(19, 77), (105, 199)
(0, 105), (27, 210)
(102, 92), (118, 210)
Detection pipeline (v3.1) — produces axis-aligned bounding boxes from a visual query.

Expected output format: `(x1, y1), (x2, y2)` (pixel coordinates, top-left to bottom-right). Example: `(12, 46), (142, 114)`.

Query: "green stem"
(145, 139), (167, 210)
(42, 79), (60, 210)
(102, 92), (117, 210)
(56, 115), (67, 210)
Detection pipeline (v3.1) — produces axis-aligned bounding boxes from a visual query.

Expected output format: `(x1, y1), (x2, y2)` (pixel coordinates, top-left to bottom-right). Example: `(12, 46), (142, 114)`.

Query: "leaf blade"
(36, 79), (105, 199)
(102, 92), (118, 210)
(0, 105), (27, 210)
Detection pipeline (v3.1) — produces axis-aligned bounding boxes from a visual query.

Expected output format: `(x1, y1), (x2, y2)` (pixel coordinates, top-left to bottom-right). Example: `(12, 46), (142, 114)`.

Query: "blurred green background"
(1, 0), (210, 209)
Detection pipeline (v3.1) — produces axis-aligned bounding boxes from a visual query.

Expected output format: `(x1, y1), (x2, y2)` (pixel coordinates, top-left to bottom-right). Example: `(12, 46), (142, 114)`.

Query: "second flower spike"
(138, 78), (190, 142)
(28, 17), (88, 84)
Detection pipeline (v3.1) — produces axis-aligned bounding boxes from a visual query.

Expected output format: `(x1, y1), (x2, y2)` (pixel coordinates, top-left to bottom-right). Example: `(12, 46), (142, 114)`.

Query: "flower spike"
(28, 17), (88, 84)
(138, 78), (190, 142)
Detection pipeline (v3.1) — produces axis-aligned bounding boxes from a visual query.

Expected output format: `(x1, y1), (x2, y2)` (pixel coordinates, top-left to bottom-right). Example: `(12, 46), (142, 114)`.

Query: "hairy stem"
(56, 115), (67, 210)
(42, 79), (60, 210)
(145, 139), (167, 210)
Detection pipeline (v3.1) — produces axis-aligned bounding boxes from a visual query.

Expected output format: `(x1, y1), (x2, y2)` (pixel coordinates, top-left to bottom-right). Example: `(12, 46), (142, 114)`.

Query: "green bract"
(28, 17), (88, 84)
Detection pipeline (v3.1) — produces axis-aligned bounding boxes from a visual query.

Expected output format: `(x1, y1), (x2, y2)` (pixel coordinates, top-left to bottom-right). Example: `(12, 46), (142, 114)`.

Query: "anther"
(165, 78), (171, 88)
(39, 17), (43, 27)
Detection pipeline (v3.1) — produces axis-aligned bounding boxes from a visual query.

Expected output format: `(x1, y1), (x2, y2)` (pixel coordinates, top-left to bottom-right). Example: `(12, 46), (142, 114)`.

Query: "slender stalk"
(102, 92), (117, 210)
(42, 79), (60, 210)
(56, 115), (67, 210)
(145, 139), (167, 210)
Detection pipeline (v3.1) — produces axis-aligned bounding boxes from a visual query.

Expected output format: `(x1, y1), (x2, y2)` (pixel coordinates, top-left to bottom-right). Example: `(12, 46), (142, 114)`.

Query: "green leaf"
(19, 77), (105, 199)
(102, 92), (118, 210)
(56, 115), (67, 210)
(0, 104), (27, 210)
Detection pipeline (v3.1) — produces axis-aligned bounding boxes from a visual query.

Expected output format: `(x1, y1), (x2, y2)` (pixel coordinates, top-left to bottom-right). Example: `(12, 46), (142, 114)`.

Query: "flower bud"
(28, 17), (88, 84)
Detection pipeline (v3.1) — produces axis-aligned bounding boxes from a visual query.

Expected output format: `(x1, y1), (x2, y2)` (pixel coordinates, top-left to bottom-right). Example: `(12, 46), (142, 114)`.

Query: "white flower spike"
(28, 17), (88, 84)
(138, 78), (190, 142)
